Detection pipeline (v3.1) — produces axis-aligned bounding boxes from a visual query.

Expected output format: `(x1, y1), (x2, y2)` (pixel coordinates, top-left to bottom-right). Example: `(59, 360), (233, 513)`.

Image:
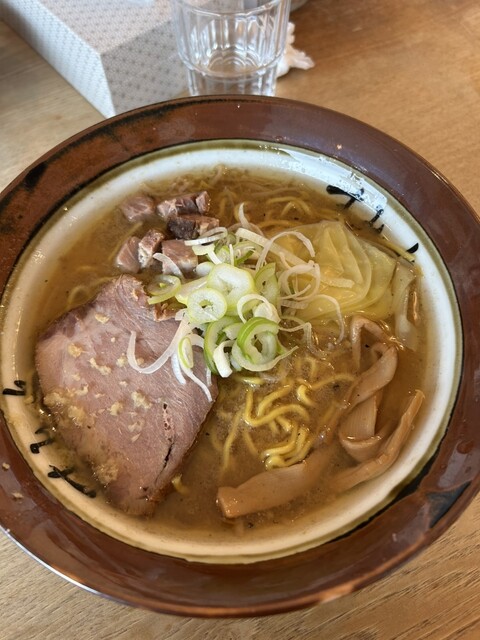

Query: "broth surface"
(32, 165), (426, 536)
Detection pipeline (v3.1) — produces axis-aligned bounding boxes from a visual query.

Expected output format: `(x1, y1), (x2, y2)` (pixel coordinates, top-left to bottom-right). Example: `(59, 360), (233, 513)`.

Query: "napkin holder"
(1, 0), (186, 118)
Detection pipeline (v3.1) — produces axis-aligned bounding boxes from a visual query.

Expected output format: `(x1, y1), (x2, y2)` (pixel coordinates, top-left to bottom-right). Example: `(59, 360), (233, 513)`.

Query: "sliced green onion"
(236, 294), (260, 322)
(207, 263), (257, 313)
(187, 287), (228, 324)
(184, 227), (228, 246)
(235, 202), (264, 234)
(178, 336), (194, 369)
(280, 316), (327, 358)
(224, 321), (243, 340)
(147, 274), (181, 304)
(231, 341), (296, 372)
(133, 219), (334, 388)
(253, 301), (280, 322)
(191, 243), (214, 256)
(178, 356), (213, 402)
(234, 248), (255, 266)
(152, 252), (184, 277)
(170, 351), (186, 384)
(280, 298), (309, 309)
(213, 340), (234, 378)
(257, 229), (315, 271)
(236, 317), (279, 364)
(175, 276), (207, 305)
(195, 262), (214, 277)
(235, 228), (313, 269)
(215, 245), (234, 265)
(127, 315), (191, 374)
(203, 316), (238, 374)
(278, 262), (321, 302)
(254, 263), (280, 305)
(236, 293), (278, 323)
(192, 243), (223, 264)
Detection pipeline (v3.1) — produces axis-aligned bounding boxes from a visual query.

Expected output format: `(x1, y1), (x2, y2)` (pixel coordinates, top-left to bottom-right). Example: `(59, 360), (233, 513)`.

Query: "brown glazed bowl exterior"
(0, 96), (479, 617)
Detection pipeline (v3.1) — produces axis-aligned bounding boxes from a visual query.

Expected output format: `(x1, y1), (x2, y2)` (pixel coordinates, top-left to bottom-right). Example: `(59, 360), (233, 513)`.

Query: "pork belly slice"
(35, 275), (217, 516)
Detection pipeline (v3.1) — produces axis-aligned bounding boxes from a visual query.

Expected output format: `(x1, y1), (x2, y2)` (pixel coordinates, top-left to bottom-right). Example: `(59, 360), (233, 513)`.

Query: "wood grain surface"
(1, 1), (479, 638)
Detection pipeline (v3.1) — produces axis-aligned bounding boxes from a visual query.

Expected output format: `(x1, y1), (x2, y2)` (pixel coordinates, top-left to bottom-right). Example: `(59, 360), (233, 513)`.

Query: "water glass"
(171, 0), (291, 96)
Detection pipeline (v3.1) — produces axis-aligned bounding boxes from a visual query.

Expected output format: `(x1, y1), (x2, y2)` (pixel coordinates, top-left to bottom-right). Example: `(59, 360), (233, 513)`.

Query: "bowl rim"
(0, 95), (479, 618)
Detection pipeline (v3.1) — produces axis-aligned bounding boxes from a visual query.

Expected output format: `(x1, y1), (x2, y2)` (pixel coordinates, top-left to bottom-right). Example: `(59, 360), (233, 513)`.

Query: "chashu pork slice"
(35, 274), (217, 516)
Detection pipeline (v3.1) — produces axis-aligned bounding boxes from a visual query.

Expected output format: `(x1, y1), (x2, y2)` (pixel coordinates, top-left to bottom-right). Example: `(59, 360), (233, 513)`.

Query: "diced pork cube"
(114, 236), (141, 273)
(156, 191), (211, 221)
(119, 194), (156, 222)
(161, 239), (198, 274)
(167, 214), (219, 240)
(138, 228), (165, 269)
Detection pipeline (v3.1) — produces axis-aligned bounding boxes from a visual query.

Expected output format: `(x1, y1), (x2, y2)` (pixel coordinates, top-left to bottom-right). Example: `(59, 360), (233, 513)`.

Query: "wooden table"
(1, 1), (479, 637)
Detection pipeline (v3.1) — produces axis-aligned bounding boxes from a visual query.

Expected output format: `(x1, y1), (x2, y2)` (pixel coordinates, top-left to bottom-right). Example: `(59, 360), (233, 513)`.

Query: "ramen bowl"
(0, 96), (479, 616)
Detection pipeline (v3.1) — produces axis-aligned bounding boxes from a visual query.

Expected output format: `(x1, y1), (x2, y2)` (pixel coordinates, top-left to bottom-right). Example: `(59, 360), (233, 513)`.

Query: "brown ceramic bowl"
(0, 96), (479, 617)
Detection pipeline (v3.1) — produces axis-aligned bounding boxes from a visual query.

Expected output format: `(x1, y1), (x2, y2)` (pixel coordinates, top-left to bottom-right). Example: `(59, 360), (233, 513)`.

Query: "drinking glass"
(171, 0), (291, 96)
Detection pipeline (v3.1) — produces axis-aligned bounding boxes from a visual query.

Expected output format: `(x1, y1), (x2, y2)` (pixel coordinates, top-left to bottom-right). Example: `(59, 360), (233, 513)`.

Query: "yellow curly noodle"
(256, 194), (341, 234)
(139, 174), (417, 508)
(137, 171), (421, 522)
(257, 218), (296, 231)
(202, 335), (355, 480)
(66, 274), (113, 310)
(191, 190), (404, 480)
(220, 409), (243, 473)
(33, 162), (425, 531)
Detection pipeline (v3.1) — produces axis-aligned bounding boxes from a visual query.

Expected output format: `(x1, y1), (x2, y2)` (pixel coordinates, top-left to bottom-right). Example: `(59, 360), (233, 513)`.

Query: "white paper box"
(1, 0), (186, 117)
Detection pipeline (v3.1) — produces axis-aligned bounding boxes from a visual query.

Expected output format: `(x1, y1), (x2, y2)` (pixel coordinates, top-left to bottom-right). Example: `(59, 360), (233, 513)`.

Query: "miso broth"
(31, 165), (427, 535)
